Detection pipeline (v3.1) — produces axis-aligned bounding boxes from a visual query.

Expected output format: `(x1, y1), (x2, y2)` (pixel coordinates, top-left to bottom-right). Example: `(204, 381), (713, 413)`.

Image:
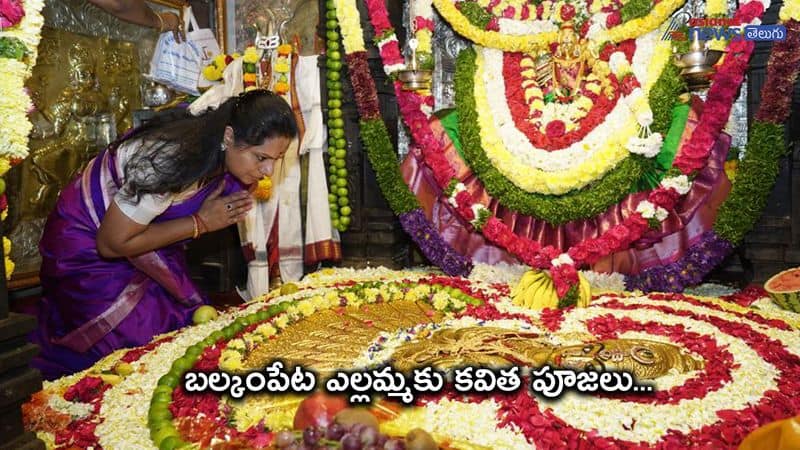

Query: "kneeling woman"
(30, 90), (297, 380)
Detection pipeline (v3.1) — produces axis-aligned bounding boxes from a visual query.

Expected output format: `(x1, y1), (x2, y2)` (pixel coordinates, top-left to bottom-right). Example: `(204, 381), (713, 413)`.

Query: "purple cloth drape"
(29, 143), (245, 380)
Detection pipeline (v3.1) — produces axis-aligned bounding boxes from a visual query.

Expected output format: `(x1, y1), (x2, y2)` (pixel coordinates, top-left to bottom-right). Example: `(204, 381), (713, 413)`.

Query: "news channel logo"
(661, 16), (786, 42)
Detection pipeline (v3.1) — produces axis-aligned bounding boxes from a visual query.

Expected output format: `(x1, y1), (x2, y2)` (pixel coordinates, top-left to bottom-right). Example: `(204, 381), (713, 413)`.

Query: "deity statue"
(549, 21), (595, 98)
(24, 42), (109, 218)
(390, 327), (704, 380)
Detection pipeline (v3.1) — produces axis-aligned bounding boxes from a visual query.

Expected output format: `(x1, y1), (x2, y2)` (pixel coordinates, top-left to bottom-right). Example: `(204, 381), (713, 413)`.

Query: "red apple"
(293, 392), (348, 430)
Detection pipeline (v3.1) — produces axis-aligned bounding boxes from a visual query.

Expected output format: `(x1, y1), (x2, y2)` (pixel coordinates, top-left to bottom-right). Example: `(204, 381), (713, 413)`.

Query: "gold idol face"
(390, 327), (704, 381)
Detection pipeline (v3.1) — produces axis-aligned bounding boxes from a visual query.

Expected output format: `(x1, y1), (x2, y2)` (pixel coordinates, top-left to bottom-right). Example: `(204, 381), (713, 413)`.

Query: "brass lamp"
(673, 31), (725, 91)
(397, 38), (432, 91)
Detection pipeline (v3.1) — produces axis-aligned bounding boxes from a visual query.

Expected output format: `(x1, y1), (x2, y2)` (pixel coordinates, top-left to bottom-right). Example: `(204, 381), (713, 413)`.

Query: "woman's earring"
(220, 142), (227, 152)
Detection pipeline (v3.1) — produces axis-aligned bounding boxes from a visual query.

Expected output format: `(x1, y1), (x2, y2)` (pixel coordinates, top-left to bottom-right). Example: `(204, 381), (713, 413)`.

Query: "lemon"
(280, 282), (300, 295)
(192, 305), (218, 324)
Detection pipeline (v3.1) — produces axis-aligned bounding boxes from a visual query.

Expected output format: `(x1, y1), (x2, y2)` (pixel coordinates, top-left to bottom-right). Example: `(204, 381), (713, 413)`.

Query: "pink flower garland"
(0, 0), (24, 28)
(672, 2), (763, 174)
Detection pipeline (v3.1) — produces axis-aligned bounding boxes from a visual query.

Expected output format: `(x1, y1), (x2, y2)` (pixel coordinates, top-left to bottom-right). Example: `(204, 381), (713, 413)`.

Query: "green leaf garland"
(359, 119), (420, 213)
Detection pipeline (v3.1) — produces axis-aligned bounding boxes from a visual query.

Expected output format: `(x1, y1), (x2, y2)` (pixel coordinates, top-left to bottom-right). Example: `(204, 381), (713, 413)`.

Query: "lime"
(222, 326), (237, 340)
(326, 80), (336, 90)
(337, 187), (349, 197)
(329, 193), (337, 203)
(326, 19), (338, 30)
(329, 90), (341, 100)
(334, 149), (346, 159)
(328, 50), (341, 61)
(328, 41), (340, 51)
(336, 168), (348, 178)
(340, 206), (352, 216)
(159, 436), (184, 450)
(334, 159), (346, 169)
(331, 128), (345, 139)
(327, 71), (340, 81)
(326, 10), (337, 19)
(151, 426), (178, 447)
(335, 178), (347, 188)
(336, 223), (347, 232)
(337, 196), (349, 207)
(184, 345), (202, 359)
(113, 361), (134, 376)
(329, 108), (342, 119)
(340, 216), (351, 227)
(157, 374), (179, 388)
(330, 210), (339, 219)
(148, 406), (173, 422)
(325, 0), (335, 10)
(326, 31), (340, 42)
(153, 385), (174, 396)
(335, 138), (347, 148)
(331, 81), (342, 90)
(280, 283), (300, 295)
(266, 304), (283, 316)
(170, 357), (192, 373)
(330, 99), (342, 108)
(330, 202), (339, 212)
(151, 391), (172, 404)
(328, 174), (337, 185)
(328, 61), (342, 71)
(331, 118), (344, 128)
(332, 219), (340, 228)
(192, 305), (218, 324)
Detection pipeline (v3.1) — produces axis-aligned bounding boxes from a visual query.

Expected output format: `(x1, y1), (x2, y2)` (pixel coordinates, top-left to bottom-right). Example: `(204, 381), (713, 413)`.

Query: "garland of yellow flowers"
(432, 0), (686, 52)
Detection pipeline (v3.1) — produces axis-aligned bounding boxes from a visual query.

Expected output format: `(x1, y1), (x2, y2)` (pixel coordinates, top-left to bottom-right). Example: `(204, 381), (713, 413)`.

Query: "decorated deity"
(390, 326), (704, 379)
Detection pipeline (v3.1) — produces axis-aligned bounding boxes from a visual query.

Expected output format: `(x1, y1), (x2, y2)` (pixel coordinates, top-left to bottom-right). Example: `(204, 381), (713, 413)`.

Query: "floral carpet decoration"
(23, 266), (800, 449)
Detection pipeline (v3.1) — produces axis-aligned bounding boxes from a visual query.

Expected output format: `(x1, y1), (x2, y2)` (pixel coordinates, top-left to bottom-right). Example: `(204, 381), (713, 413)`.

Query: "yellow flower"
(4, 257), (12, 280)
(432, 292), (449, 310)
(0, 159), (10, 177)
(274, 62), (290, 74)
(202, 65), (222, 81)
(254, 177), (272, 201)
(219, 352), (244, 372)
(274, 315), (289, 329)
(243, 47), (260, 64)
(256, 323), (277, 338)
(432, 0), (554, 53)
(274, 82), (290, 94)
(277, 44), (293, 55)
(243, 73), (258, 83)
(706, 0), (727, 16)
(417, 29), (432, 55)
(3, 238), (10, 256)
(336, 0), (366, 52)
(780, 2), (800, 21)
(1, 210), (7, 222)
(297, 300), (316, 316)
(597, 0), (684, 43)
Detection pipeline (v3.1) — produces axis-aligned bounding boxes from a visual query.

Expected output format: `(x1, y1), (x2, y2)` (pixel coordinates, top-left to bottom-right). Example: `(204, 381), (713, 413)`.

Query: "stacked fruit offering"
(324, 0), (351, 233)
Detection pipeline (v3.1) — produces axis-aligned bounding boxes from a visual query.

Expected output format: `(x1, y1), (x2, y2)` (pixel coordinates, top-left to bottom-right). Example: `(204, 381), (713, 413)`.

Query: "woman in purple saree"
(30, 90), (298, 380)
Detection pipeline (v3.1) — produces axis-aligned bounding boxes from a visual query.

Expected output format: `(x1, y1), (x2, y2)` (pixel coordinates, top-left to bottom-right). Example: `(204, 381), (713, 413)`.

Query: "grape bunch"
(273, 423), (407, 450)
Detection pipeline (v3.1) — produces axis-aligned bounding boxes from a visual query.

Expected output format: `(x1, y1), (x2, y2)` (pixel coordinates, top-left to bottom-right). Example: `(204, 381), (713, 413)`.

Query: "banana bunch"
(511, 270), (593, 310)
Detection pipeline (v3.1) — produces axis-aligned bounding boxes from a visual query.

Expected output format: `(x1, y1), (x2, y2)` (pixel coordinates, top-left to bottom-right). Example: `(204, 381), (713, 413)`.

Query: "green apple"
(280, 282), (300, 295)
(192, 305), (218, 325)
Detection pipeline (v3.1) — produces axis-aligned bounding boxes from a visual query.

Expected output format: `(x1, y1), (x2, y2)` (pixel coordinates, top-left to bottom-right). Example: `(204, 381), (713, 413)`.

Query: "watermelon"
(764, 267), (800, 312)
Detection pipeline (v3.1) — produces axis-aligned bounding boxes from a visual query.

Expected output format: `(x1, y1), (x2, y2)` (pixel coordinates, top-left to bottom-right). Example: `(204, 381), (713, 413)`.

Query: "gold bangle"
(191, 215), (199, 239)
(195, 214), (208, 235)
(154, 11), (165, 32)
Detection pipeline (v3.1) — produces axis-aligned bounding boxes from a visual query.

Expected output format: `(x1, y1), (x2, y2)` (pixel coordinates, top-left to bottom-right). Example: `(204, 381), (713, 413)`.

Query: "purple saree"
(30, 143), (246, 380)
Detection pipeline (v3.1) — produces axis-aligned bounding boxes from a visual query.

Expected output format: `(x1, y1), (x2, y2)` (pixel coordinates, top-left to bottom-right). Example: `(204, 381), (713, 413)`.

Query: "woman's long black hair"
(118, 89), (297, 200)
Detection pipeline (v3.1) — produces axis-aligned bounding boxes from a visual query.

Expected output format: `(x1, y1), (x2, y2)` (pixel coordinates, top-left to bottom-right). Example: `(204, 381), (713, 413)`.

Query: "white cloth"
(298, 55), (341, 253)
(188, 58), (244, 116)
